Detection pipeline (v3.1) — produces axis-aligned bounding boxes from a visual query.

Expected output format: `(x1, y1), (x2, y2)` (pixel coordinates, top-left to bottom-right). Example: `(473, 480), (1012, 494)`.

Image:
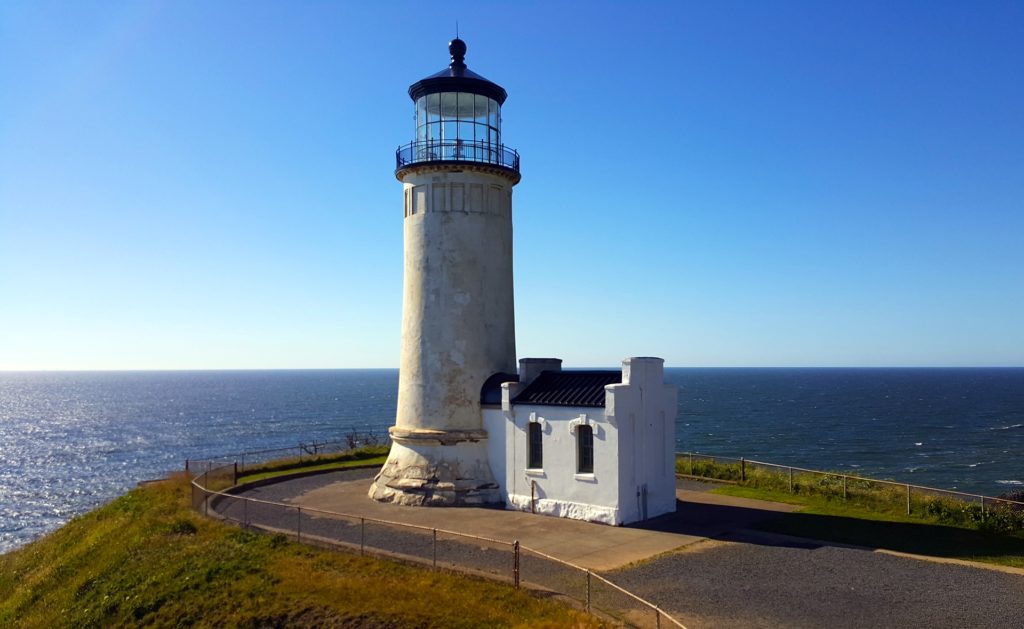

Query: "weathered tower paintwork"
(369, 39), (521, 505)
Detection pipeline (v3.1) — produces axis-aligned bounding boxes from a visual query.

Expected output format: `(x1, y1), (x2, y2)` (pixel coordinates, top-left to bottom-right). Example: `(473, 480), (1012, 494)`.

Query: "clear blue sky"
(1, 1), (1021, 369)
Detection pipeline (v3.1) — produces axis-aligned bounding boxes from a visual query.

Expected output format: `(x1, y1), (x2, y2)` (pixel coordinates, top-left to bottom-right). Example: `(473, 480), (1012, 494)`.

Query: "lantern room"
(396, 39), (520, 175)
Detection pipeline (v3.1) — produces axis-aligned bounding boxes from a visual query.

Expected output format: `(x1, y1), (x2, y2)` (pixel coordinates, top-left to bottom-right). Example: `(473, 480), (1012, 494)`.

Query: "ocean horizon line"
(2, 365), (1022, 374)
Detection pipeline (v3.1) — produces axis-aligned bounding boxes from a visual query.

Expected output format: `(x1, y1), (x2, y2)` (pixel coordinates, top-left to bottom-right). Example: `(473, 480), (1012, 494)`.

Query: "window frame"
(527, 421), (543, 470)
(576, 425), (594, 474)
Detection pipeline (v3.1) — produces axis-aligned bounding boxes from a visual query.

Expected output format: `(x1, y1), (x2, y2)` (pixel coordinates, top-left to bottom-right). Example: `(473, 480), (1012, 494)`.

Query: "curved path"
(229, 470), (1024, 628)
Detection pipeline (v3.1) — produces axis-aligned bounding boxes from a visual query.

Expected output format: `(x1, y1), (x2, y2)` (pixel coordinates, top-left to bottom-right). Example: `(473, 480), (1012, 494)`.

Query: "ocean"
(1, 368), (1022, 553)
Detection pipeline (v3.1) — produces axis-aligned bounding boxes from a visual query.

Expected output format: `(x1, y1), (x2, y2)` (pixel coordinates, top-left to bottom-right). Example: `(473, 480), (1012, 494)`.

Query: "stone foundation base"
(368, 431), (502, 506)
(507, 493), (621, 525)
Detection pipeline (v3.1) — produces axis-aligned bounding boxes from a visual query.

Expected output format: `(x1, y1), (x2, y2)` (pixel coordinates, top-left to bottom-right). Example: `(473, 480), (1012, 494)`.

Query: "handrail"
(396, 139), (520, 173)
(519, 545), (687, 628)
(198, 478), (513, 547)
(191, 458), (687, 628)
(676, 451), (1024, 508)
(186, 432), (387, 471)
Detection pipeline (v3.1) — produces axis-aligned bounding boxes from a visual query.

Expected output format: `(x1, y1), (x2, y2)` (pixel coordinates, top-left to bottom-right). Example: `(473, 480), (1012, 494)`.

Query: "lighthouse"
(369, 39), (520, 506)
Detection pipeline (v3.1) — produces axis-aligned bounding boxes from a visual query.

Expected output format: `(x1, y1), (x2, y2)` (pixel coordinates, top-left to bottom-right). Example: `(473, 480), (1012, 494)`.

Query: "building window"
(577, 425), (594, 474)
(527, 421), (543, 469)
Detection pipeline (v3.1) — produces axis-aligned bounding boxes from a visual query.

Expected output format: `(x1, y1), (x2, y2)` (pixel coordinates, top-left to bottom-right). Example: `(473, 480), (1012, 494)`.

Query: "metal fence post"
(432, 528), (437, 569)
(513, 541), (520, 588)
(906, 484), (911, 515)
(233, 461), (238, 486)
(843, 475), (848, 500)
(185, 459), (190, 474)
(741, 457), (746, 482)
(586, 569), (591, 612)
(656, 605), (661, 629)
(360, 517), (365, 556)
(982, 496), (987, 514)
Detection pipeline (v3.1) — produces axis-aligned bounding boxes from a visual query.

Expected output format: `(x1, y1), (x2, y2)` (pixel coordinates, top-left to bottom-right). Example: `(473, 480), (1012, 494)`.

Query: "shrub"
(167, 519), (197, 536)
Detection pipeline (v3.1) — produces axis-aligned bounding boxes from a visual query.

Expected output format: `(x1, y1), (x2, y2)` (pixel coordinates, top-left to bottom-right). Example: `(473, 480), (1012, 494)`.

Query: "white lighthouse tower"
(370, 39), (521, 506)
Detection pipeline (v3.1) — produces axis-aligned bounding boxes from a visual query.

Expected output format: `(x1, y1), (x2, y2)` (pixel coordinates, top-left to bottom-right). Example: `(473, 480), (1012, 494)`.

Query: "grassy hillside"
(0, 473), (600, 628)
(235, 444), (389, 484)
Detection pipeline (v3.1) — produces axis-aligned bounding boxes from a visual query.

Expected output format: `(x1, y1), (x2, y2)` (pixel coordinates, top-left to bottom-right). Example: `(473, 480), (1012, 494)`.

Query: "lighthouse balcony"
(396, 139), (520, 174)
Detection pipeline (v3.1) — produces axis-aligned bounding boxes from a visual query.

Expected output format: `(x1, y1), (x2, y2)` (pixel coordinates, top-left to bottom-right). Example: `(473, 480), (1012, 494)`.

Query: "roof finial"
(449, 37), (467, 70)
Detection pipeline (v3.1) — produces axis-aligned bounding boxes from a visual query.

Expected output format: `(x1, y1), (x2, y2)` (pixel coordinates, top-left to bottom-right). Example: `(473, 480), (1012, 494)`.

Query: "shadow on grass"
(631, 498), (1024, 566)
(756, 512), (1024, 565)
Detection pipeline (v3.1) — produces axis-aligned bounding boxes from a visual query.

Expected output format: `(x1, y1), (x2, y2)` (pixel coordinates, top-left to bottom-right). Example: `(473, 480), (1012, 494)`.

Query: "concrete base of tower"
(368, 429), (503, 506)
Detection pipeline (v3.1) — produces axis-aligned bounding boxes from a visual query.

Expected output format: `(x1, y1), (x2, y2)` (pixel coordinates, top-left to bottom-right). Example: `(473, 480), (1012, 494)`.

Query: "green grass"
(0, 473), (601, 628)
(236, 444), (389, 484)
(678, 457), (1024, 568)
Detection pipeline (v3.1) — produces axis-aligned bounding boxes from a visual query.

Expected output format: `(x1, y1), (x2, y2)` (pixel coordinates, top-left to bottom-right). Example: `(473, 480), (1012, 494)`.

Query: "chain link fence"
(189, 454), (687, 629)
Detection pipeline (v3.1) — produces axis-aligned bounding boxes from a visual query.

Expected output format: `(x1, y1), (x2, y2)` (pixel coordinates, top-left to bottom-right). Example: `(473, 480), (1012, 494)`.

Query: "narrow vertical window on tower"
(577, 425), (594, 474)
(528, 422), (543, 470)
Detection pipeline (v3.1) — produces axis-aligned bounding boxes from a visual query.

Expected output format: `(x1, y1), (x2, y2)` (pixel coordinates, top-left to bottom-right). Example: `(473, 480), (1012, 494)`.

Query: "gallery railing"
(396, 139), (520, 173)
(189, 445), (686, 629)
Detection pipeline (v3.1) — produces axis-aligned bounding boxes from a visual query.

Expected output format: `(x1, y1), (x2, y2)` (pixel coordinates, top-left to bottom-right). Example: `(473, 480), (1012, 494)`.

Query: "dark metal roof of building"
(408, 38), (508, 104)
(511, 370), (621, 408)
(480, 372), (519, 406)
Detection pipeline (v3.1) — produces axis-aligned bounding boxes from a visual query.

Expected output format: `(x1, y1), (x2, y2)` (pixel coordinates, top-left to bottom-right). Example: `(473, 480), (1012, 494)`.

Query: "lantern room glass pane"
(425, 94), (441, 124)
(442, 120), (457, 142)
(474, 95), (488, 123)
(488, 100), (499, 129)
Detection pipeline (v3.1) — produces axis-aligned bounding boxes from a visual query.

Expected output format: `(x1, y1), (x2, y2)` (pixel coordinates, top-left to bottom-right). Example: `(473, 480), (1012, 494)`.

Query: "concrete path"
(234, 470), (1024, 628)
(238, 469), (771, 571)
(288, 475), (722, 570)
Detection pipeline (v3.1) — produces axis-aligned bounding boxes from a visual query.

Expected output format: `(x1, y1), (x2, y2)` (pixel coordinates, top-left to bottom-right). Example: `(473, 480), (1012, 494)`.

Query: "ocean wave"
(996, 480), (1024, 486)
(990, 423), (1024, 431)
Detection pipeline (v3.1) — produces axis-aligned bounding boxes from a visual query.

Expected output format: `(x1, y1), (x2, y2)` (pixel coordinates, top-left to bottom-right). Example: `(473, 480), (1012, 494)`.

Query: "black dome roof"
(408, 39), (508, 104)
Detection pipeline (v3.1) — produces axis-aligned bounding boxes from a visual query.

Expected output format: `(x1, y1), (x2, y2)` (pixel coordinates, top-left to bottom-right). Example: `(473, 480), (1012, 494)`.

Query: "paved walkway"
(233, 470), (1024, 628)
(237, 469), (796, 571)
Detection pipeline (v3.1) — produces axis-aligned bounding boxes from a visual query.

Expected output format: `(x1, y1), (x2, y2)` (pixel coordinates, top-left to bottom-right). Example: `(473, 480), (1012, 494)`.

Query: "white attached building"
(482, 357), (677, 525)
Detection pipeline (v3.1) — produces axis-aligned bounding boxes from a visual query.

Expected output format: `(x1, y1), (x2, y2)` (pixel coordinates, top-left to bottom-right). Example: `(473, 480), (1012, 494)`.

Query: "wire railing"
(185, 431), (387, 476)
(396, 139), (520, 173)
(189, 446), (686, 628)
(677, 451), (1024, 527)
